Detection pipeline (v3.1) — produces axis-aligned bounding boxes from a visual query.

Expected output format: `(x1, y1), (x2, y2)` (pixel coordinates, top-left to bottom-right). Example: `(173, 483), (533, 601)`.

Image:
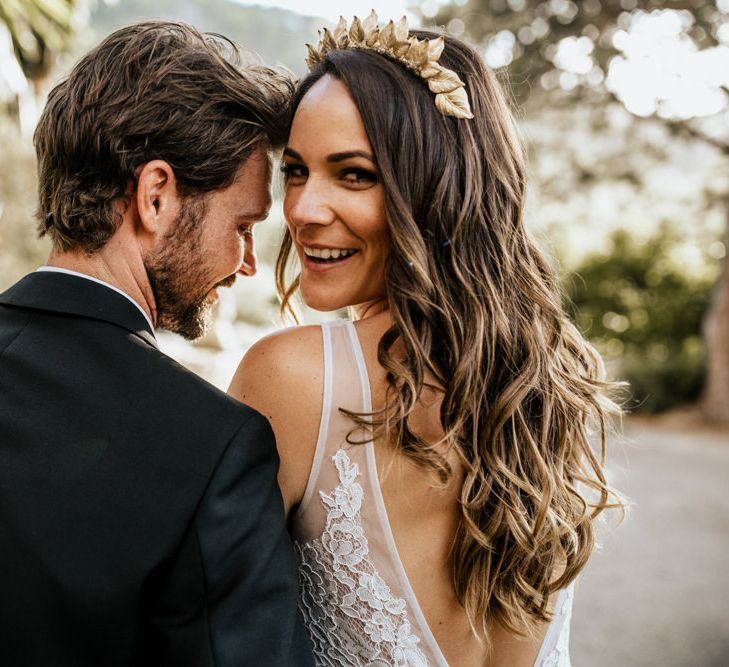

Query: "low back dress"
(291, 320), (574, 666)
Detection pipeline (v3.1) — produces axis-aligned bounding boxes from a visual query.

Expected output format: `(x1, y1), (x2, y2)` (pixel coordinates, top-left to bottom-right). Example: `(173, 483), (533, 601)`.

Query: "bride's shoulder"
(244, 324), (323, 371)
(228, 324), (324, 409)
(229, 325), (326, 514)
(249, 323), (322, 353)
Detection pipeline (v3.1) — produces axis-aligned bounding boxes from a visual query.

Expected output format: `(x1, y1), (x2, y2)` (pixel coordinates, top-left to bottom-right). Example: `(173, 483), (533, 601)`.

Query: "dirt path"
(571, 419), (729, 666)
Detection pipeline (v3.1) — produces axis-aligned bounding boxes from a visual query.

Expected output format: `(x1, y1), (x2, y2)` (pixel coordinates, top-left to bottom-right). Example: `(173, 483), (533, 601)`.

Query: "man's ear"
(135, 160), (179, 239)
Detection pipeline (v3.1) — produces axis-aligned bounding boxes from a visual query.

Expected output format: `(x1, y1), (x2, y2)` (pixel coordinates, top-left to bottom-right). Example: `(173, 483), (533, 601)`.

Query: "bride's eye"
(280, 162), (307, 182)
(340, 167), (378, 186)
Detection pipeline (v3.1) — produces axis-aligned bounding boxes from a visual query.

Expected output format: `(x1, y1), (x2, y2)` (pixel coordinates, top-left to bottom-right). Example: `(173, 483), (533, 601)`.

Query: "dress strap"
(532, 583), (574, 666)
(291, 320), (370, 541)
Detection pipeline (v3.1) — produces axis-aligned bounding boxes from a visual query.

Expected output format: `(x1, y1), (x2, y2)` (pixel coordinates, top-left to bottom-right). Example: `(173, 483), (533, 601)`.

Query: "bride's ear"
(135, 160), (180, 242)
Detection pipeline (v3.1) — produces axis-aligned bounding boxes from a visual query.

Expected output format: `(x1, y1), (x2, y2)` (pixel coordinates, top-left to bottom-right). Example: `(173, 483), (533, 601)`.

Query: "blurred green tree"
(426, 0), (729, 422)
(0, 0), (76, 81)
(565, 228), (715, 412)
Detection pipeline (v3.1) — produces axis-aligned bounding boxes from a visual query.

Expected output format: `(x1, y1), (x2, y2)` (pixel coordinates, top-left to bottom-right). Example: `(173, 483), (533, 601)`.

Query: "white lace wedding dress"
(290, 320), (573, 666)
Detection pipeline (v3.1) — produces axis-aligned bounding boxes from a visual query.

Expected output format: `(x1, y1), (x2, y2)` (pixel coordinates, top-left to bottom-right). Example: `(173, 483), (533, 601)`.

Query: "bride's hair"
(277, 31), (624, 639)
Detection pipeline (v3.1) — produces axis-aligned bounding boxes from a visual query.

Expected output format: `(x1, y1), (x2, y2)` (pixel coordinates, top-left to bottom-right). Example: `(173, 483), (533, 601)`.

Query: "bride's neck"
(350, 298), (388, 321)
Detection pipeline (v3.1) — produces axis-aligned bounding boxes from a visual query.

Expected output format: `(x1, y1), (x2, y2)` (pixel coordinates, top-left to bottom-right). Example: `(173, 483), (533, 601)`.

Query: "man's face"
(146, 148), (271, 339)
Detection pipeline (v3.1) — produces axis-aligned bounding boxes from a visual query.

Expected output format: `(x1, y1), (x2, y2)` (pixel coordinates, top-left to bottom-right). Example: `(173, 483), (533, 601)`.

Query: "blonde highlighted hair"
(277, 31), (624, 639)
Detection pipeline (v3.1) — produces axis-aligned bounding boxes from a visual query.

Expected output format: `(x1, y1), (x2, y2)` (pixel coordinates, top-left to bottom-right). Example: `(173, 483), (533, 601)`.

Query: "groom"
(0, 22), (312, 666)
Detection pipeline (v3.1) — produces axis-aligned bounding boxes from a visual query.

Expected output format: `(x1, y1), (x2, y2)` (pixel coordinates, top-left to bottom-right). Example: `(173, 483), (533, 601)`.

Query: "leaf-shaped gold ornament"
(349, 16), (365, 44)
(380, 21), (396, 49)
(305, 43), (321, 69)
(365, 25), (380, 47)
(427, 36), (445, 62)
(362, 9), (378, 33)
(393, 41), (411, 58)
(322, 28), (337, 51)
(394, 16), (408, 42)
(304, 11), (473, 121)
(435, 88), (474, 119)
(406, 38), (429, 68)
(420, 62), (442, 79)
(427, 69), (463, 94)
(333, 16), (347, 39)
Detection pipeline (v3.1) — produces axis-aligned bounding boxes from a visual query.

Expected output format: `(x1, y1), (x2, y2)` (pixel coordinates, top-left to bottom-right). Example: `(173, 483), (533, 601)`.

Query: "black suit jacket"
(0, 271), (313, 666)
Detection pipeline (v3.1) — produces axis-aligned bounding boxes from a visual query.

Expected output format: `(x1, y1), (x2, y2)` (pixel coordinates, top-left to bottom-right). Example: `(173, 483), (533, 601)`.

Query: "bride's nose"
(284, 179), (335, 228)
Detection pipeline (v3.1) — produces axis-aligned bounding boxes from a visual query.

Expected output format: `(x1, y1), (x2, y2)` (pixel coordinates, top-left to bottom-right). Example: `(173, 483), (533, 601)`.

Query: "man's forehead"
(230, 155), (272, 220)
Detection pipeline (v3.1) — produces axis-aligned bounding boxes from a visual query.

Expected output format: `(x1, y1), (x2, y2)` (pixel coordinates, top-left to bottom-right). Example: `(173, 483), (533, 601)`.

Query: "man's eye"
(238, 226), (253, 237)
(340, 168), (378, 185)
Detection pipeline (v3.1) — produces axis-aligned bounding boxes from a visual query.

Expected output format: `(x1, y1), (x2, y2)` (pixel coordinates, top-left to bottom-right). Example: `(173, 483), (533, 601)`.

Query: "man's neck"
(47, 241), (157, 326)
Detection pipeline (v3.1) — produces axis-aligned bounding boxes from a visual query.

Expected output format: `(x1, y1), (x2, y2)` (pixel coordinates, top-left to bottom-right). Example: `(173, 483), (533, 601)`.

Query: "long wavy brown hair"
(277, 31), (624, 640)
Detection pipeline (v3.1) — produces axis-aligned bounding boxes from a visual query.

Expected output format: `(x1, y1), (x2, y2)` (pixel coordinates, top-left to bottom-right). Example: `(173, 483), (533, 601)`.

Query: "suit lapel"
(0, 272), (158, 349)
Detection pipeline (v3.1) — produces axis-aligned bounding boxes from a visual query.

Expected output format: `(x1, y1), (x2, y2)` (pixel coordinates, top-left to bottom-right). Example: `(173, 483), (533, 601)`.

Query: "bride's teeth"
(304, 246), (356, 259)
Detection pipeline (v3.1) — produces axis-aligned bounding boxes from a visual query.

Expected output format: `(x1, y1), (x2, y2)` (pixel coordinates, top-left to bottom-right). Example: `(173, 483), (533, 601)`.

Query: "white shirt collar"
(36, 266), (156, 336)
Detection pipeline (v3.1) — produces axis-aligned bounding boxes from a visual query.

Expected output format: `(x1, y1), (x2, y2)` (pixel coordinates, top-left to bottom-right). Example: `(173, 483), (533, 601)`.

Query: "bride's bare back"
(230, 311), (565, 666)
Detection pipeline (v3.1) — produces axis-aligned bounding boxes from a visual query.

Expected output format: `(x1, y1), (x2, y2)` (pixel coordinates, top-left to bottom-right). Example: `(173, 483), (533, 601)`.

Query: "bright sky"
(233, 0), (419, 22)
(606, 10), (729, 120)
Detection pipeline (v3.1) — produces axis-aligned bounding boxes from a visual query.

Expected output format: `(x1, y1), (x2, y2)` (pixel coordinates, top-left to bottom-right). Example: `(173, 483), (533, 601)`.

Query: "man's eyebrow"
(237, 210), (269, 223)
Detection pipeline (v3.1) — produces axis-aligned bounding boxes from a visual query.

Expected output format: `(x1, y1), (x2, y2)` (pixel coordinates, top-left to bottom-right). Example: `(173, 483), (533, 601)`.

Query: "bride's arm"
(228, 325), (323, 517)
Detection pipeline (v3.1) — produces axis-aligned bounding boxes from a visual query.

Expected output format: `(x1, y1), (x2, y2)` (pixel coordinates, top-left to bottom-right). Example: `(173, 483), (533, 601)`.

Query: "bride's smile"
(282, 75), (390, 314)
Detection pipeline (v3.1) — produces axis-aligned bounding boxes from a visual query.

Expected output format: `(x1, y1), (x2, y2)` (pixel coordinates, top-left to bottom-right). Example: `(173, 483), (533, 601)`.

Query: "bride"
(229, 13), (623, 666)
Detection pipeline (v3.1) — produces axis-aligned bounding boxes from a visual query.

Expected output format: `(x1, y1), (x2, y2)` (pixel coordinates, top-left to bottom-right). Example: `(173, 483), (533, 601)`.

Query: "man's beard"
(145, 196), (234, 340)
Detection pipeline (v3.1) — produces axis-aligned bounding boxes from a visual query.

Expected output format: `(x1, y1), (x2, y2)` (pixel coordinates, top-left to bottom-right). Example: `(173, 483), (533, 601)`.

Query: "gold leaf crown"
(305, 11), (474, 120)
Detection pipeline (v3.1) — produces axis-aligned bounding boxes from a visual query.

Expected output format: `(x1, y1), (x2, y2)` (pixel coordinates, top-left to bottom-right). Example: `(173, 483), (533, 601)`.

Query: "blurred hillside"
(76, 0), (322, 74)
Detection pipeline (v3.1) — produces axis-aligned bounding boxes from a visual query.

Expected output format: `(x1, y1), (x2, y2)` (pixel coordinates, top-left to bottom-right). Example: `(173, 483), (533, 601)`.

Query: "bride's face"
(282, 75), (390, 315)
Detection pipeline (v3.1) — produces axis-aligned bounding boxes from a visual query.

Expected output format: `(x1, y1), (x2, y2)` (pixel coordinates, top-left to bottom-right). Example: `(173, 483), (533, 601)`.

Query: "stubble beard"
(146, 196), (218, 341)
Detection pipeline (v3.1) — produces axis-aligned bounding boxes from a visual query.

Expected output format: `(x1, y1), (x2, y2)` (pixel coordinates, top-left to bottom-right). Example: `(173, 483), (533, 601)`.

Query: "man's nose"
(238, 238), (257, 277)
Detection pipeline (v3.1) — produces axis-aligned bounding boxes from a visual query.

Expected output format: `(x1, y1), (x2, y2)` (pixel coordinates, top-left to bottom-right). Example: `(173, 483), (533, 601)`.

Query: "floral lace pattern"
(295, 449), (429, 666)
(539, 585), (573, 667)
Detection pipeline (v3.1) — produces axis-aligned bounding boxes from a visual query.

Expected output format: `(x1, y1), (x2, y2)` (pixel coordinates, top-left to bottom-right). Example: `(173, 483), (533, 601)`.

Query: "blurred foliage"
(0, 119), (50, 288)
(0, 0), (76, 80)
(428, 0), (728, 122)
(565, 227), (719, 412)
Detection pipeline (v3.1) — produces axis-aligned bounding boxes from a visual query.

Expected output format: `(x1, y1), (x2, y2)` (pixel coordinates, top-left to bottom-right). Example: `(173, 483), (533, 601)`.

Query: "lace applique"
(295, 449), (429, 666)
(539, 586), (573, 667)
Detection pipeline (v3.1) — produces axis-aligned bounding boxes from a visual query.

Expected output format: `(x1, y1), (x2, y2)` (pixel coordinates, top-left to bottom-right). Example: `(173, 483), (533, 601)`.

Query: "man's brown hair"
(34, 21), (293, 252)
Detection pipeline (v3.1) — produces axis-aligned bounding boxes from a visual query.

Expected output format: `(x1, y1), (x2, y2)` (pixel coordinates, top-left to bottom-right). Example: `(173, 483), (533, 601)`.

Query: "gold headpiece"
(305, 11), (474, 120)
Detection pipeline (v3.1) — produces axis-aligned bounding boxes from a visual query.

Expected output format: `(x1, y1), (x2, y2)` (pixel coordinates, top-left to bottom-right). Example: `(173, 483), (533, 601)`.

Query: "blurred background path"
(572, 418), (729, 667)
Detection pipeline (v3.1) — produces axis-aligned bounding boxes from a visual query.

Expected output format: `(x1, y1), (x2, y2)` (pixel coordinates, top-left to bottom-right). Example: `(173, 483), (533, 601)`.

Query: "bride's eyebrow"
(283, 147), (303, 160)
(282, 147), (376, 166)
(327, 150), (375, 164)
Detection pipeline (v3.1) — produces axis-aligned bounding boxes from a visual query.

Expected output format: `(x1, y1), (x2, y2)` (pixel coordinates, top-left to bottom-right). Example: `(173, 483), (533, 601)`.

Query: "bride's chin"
(301, 294), (349, 313)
